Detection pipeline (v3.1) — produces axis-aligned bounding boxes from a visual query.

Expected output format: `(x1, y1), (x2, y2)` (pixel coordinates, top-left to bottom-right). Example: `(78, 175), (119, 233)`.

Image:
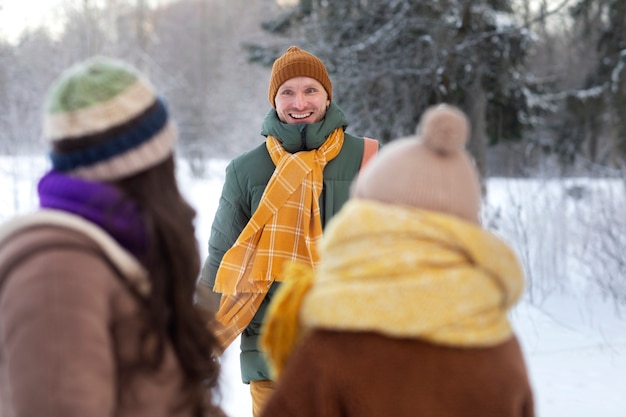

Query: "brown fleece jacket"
(261, 330), (535, 417)
(0, 223), (198, 417)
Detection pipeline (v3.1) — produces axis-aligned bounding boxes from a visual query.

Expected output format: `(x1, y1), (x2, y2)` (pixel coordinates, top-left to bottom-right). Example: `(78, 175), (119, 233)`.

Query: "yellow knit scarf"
(211, 128), (344, 349)
(261, 199), (526, 377)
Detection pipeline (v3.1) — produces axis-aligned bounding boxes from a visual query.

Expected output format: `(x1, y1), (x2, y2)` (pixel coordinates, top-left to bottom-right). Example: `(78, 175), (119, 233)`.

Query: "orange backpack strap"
(361, 137), (379, 170)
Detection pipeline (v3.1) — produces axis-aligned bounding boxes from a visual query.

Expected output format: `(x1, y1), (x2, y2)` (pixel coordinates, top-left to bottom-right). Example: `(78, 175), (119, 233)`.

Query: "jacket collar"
(260, 102), (349, 153)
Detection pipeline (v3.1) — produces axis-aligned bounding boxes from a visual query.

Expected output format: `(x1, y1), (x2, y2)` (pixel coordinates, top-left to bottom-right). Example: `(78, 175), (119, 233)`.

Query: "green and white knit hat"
(43, 56), (176, 181)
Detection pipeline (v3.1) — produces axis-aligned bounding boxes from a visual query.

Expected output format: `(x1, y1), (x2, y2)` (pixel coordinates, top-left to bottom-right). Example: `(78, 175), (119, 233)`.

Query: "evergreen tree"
(561, 0), (626, 167)
(248, 0), (533, 176)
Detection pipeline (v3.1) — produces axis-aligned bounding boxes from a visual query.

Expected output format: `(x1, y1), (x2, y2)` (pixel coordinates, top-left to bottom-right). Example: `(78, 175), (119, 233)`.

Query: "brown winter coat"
(260, 201), (535, 417)
(262, 330), (535, 417)
(0, 213), (196, 417)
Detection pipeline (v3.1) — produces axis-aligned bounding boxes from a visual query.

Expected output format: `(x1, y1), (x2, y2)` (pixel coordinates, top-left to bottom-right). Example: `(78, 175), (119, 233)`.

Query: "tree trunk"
(466, 72), (487, 194)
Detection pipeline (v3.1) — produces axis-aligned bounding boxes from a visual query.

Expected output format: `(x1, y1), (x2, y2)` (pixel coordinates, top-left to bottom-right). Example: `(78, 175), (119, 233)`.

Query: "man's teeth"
(291, 113), (312, 119)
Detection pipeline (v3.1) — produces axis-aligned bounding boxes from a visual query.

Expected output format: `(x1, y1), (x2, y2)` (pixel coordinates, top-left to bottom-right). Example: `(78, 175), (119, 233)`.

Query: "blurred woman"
(0, 57), (224, 417)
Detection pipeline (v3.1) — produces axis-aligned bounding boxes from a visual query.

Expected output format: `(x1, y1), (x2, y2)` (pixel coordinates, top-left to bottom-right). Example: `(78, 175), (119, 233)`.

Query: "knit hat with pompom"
(351, 104), (481, 224)
(43, 56), (176, 181)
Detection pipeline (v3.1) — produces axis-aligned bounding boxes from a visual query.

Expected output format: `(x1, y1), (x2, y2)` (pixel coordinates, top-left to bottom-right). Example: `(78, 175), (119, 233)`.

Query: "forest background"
(1, 0), (626, 176)
(0, 0), (624, 306)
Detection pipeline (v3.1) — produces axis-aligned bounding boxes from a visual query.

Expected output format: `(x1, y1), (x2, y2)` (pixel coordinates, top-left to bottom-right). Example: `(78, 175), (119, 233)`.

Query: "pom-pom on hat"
(43, 56), (176, 181)
(351, 104), (482, 224)
(268, 46), (332, 108)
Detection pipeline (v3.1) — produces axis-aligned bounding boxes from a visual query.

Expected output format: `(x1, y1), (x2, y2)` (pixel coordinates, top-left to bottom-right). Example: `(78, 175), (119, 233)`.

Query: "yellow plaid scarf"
(261, 199), (526, 377)
(211, 127), (344, 349)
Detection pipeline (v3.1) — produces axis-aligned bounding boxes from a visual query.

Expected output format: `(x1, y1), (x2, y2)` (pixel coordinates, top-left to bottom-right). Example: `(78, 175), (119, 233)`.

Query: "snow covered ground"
(1, 156), (625, 417)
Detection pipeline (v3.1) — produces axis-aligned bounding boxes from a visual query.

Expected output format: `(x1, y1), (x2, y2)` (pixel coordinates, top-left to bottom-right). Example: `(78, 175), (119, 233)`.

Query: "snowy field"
(1, 156), (625, 417)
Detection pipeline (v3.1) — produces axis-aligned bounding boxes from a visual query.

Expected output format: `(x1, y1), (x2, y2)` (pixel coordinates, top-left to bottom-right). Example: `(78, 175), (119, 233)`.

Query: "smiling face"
(274, 76), (330, 124)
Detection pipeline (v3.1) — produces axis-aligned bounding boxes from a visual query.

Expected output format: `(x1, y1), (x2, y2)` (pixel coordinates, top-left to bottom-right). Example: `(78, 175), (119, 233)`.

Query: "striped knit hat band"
(43, 56), (175, 181)
(268, 46), (332, 108)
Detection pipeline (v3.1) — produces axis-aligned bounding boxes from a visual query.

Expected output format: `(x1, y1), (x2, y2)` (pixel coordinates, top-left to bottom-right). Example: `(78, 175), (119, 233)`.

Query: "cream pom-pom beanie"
(351, 104), (481, 224)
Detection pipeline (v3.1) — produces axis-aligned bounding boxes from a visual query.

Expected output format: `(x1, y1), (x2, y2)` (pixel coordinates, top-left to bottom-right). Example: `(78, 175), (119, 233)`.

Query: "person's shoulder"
(229, 142), (272, 168)
(0, 211), (148, 295)
(338, 133), (363, 153)
(339, 133), (380, 157)
(0, 214), (93, 258)
(225, 141), (275, 184)
(342, 132), (364, 144)
(343, 133), (380, 148)
(0, 219), (113, 293)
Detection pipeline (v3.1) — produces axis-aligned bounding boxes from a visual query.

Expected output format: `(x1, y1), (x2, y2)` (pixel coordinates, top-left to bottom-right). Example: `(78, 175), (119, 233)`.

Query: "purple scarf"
(38, 171), (148, 263)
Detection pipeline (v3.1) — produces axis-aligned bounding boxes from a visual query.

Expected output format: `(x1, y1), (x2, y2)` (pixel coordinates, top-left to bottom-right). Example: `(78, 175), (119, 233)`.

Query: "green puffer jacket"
(199, 102), (373, 383)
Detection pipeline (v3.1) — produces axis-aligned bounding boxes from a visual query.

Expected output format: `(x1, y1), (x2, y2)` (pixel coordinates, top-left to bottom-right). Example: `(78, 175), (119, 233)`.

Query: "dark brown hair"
(116, 155), (222, 416)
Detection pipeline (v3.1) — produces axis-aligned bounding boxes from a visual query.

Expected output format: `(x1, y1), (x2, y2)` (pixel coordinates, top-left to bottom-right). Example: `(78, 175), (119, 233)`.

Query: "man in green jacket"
(196, 45), (377, 417)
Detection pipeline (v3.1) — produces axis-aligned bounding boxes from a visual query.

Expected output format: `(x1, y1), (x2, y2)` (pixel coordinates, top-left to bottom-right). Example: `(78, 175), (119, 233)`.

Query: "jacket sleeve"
(0, 249), (117, 417)
(198, 158), (252, 298)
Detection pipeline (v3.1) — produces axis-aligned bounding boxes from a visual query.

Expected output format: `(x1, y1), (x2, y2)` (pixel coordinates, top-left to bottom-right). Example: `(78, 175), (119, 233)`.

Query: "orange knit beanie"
(267, 46), (332, 108)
